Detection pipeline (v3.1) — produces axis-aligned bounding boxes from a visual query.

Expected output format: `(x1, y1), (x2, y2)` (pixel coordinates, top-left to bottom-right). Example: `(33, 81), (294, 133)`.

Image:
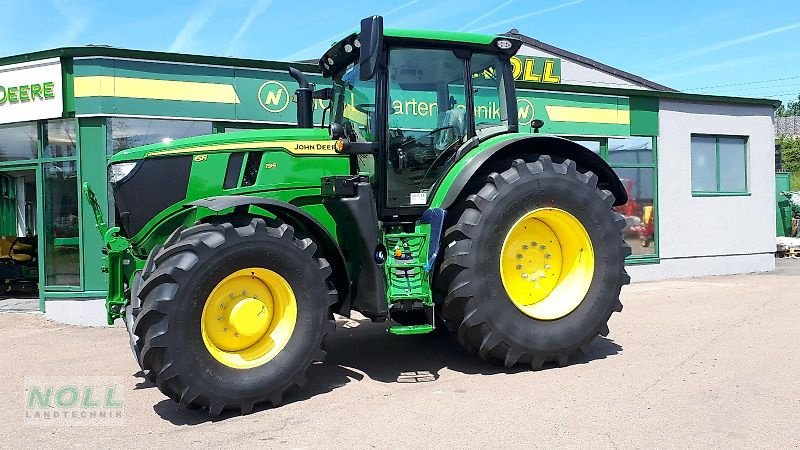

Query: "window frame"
(0, 121), (39, 163)
(565, 135), (660, 264)
(0, 119), (85, 293)
(690, 134), (749, 197)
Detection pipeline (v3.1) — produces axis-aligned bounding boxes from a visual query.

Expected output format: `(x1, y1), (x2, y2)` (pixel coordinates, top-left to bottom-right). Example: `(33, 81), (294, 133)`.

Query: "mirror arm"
(336, 140), (379, 155)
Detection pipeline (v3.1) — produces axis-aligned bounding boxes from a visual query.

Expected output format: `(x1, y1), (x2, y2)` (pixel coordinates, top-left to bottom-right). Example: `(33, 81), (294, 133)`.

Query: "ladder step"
(388, 324), (434, 335)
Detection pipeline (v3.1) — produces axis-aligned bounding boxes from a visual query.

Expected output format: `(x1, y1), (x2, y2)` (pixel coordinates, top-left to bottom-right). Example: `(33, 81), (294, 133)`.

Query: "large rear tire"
(437, 156), (630, 368)
(133, 218), (336, 416)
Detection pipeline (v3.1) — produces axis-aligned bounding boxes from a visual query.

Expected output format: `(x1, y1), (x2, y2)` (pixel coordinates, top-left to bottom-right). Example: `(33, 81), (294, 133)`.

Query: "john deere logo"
(517, 98), (535, 123)
(258, 81), (290, 113)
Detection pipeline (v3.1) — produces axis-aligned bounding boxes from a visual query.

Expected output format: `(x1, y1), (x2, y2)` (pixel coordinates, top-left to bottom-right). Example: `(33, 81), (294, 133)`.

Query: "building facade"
(0, 40), (778, 325)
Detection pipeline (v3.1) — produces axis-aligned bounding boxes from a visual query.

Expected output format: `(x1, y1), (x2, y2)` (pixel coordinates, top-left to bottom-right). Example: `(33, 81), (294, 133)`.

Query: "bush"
(780, 137), (800, 174)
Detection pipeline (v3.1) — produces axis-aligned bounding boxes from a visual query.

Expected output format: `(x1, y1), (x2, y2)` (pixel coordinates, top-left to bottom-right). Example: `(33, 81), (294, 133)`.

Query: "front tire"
(438, 156), (630, 368)
(133, 218), (336, 416)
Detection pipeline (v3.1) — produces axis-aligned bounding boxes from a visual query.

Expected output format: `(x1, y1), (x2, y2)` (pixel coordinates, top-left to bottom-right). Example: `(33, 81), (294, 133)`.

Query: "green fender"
(430, 133), (628, 209)
(186, 195), (351, 311)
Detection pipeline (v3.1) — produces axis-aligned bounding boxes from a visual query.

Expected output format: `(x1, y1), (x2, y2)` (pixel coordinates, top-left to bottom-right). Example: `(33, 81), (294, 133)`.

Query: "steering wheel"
(354, 103), (375, 113)
(417, 142), (459, 190)
(424, 125), (456, 137)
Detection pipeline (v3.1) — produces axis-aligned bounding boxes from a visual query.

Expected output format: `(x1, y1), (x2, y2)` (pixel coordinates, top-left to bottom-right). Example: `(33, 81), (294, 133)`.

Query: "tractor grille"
(112, 156), (191, 237)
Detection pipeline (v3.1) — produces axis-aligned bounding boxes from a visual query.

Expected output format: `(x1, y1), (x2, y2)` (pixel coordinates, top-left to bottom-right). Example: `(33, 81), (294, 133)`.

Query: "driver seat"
(436, 97), (466, 150)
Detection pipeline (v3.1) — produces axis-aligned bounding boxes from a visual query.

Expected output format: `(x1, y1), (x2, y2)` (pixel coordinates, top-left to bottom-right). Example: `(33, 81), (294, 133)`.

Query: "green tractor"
(84, 16), (630, 416)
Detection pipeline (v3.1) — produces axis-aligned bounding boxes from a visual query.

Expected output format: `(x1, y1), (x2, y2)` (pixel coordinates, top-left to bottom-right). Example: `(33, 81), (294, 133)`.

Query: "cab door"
(381, 47), (470, 217)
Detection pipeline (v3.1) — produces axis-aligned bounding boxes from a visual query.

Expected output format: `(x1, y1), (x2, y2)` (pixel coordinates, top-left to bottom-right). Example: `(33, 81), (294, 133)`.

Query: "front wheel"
(133, 218), (336, 416)
(437, 156), (630, 368)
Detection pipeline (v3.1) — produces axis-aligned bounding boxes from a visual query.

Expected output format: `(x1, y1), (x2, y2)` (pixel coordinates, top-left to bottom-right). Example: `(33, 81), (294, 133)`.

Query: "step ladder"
(383, 232), (434, 335)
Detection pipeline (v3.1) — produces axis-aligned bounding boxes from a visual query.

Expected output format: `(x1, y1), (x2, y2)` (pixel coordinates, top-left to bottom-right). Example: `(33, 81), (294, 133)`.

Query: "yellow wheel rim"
(201, 268), (297, 369)
(500, 208), (595, 320)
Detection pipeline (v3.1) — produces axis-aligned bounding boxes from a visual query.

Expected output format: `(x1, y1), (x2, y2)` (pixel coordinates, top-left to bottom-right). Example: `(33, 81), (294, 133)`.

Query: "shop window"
(0, 122), (38, 162)
(42, 119), (78, 158)
(108, 118), (212, 154)
(572, 140), (601, 154)
(608, 137), (653, 165)
(613, 167), (656, 255)
(222, 123), (273, 133)
(43, 161), (80, 287)
(691, 135), (748, 195)
(566, 135), (658, 258)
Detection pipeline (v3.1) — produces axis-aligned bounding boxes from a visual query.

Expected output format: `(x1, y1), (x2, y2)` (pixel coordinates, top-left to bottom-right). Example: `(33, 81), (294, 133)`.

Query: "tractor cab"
(301, 17), (525, 332)
(318, 16), (522, 217)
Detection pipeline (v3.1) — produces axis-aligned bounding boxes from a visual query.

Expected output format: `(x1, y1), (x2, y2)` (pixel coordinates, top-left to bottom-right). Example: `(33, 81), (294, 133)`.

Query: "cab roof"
(382, 28), (497, 46)
(319, 24), (522, 78)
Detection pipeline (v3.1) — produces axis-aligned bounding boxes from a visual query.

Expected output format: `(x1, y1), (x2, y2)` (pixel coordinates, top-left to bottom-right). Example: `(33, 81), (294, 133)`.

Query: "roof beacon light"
(496, 39), (513, 50)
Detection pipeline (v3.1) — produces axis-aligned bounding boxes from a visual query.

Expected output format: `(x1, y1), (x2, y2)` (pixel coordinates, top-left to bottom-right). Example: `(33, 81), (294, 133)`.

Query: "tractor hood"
(106, 126), (345, 240)
(109, 127), (331, 164)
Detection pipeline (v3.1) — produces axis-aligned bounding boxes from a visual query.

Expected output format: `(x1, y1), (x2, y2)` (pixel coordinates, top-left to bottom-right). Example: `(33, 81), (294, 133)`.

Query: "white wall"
(45, 299), (109, 327)
(517, 46), (649, 90)
(629, 99), (776, 281)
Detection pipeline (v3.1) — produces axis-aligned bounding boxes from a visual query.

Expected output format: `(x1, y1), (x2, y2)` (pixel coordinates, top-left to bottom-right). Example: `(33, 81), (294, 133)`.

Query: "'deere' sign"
(0, 59), (63, 125)
(0, 81), (56, 105)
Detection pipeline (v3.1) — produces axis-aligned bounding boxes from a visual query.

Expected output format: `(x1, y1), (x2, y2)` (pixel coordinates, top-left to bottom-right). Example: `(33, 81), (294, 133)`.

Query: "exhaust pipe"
(288, 67), (314, 128)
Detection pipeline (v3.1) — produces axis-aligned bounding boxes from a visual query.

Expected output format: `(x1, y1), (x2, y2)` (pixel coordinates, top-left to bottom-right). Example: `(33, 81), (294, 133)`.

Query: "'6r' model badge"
(193, 154), (208, 162)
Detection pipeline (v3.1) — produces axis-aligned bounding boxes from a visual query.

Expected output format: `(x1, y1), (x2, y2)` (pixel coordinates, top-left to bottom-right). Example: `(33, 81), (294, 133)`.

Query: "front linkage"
(83, 182), (141, 325)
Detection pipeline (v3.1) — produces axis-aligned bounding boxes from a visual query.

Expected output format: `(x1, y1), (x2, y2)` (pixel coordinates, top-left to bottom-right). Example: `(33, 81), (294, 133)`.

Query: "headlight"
(108, 162), (138, 184)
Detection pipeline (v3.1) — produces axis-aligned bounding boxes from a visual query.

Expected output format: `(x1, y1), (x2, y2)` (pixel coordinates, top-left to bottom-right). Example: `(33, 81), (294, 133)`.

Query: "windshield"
(331, 62), (377, 143)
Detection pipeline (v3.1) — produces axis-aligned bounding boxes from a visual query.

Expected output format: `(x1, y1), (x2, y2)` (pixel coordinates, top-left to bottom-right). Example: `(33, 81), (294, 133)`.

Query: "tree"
(780, 136), (800, 172)
(777, 94), (800, 117)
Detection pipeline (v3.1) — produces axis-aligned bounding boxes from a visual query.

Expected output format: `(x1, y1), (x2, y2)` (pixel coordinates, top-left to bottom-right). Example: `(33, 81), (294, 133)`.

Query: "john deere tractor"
(85, 16), (630, 416)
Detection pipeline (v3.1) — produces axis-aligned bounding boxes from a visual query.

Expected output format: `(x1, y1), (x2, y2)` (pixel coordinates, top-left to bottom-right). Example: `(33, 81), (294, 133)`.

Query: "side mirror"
(531, 119), (545, 134)
(330, 122), (345, 140)
(359, 16), (383, 81)
(313, 88), (332, 100)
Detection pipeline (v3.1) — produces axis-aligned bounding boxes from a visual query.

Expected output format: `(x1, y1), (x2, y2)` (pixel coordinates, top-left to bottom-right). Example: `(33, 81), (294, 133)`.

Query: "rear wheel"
(133, 218), (336, 416)
(438, 156), (630, 368)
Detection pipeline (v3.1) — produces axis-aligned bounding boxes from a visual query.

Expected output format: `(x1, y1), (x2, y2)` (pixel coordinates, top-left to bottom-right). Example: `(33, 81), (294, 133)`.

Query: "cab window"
(331, 61), (376, 143)
(471, 52), (510, 138)
(385, 48), (468, 208)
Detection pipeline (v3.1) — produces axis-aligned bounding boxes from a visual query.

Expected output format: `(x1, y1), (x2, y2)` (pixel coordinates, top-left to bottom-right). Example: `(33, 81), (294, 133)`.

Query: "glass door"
(41, 160), (81, 287)
(0, 166), (39, 300)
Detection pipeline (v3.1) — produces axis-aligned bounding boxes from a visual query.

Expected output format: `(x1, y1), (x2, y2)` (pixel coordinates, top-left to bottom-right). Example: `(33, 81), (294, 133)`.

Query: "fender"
(438, 135), (628, 209)
(186, 195), (350, 313)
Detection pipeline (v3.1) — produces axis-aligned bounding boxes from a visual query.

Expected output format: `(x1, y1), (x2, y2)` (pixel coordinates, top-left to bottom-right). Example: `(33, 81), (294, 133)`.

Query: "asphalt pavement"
(1, 259), (799, 448)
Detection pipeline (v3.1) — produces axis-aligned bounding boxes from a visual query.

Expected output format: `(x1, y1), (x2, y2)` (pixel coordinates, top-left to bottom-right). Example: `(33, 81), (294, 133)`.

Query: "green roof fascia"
(0, 46), (321, 73)
(383, 28), (497, 45)
(110, 127), (330, 163)
(514, 80), (782, 109)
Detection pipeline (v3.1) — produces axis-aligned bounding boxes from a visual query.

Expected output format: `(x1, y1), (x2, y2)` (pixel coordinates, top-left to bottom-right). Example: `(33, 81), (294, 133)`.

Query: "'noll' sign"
(0, 58), (63, 125)
(510, 55), (562, 83)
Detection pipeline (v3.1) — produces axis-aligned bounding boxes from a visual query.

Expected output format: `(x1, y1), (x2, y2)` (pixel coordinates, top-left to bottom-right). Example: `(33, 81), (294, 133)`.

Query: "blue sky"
(1, 0), (798, 104)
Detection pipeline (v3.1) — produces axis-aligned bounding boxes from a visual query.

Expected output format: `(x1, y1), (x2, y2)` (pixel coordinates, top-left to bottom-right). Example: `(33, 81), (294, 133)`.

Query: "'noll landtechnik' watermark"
(24, 377), (125, 426)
